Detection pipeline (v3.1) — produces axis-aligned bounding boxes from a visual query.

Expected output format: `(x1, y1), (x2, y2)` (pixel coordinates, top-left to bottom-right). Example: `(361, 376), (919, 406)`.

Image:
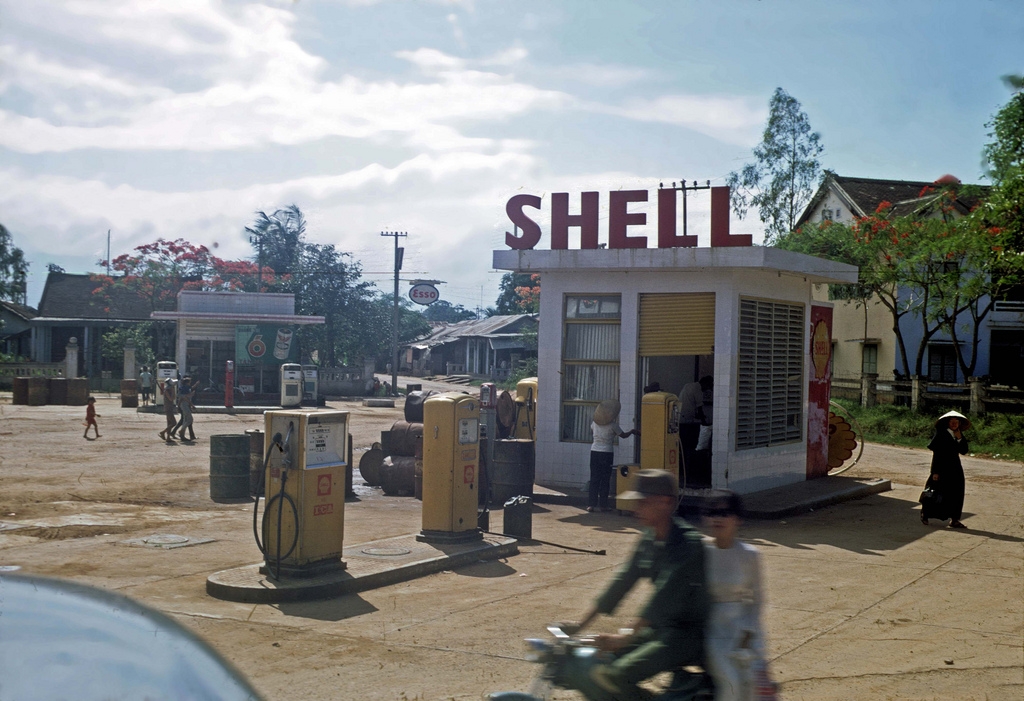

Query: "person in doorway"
(702, 491), (776, 701)
(82, 397), (101, 439)
(174, 377), (197, 442)
(921, 410), (970, 528)
(589, 399), (637, 512)
(679, 375), (713, 485)
(158, 379), (177, 441)
(565, 470), (712, 701)
(139, 366), (153, 406)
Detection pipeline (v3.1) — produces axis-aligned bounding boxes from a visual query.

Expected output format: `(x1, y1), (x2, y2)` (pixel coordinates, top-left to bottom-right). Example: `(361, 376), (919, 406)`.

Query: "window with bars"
(861, 344), (878, 375)
(736, 299), (805, 450)
(928, 344), (957, 382)
(561, 295), (621, 442)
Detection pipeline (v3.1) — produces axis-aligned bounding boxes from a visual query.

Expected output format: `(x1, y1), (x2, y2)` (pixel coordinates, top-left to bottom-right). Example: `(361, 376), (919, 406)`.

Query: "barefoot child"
(83, 397), (101, 439)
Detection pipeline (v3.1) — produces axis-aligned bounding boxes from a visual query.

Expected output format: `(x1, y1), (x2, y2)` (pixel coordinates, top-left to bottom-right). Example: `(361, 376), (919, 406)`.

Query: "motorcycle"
(488, 625), (714, 701)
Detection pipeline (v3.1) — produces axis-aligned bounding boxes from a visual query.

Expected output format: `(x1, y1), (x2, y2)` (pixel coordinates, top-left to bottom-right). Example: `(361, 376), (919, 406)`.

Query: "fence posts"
(969, 377), (985, 416)
(911, 375), (922, 411)
(65, 337), (78, 379)
(861, 372), (878, 408)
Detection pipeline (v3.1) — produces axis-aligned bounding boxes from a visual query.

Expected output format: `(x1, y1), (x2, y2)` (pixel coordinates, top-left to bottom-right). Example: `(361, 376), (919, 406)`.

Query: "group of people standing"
(157, 376), (197, 442)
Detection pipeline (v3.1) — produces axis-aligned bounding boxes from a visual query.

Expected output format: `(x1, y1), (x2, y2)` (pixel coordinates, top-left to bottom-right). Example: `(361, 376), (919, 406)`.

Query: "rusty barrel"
(388, 420), (423, 457)
(489, 439), (536, 506)
(66, 378), (89, 406)
(245, 429), (265, 497)
(27, 377), (49, 406)
(120, 379), (138, 408)
(48, 377), (68, 405)
(12, 377), (29, 405)
(210, 434), (251, 501)
(380, 456), (416, 496)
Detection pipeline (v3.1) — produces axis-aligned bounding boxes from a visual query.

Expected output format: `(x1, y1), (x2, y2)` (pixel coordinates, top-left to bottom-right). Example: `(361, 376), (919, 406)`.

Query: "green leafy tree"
(981, 89), (1024, 248)
(245, 205), (306, 285)
(727, 87), (824, 243)
(422, 300), (477, 323)
(0, 223), (28, 304)
(494, 272), (540, 314)
(100, 322), (156, 371)
(779, 191), (1022, 379)
(291, 243), (376, 366)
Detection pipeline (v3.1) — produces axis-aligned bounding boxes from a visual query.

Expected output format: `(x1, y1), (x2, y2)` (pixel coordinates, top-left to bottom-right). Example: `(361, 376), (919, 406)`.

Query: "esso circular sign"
(409, 283), (439, 306)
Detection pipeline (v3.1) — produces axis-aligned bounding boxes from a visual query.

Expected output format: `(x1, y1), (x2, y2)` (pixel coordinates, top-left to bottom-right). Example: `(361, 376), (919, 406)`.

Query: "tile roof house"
(799, 174), (1022, 390)
(402, 314), (537, 379)
(29, 272), (172, 379)
(0, 300), (37, 358)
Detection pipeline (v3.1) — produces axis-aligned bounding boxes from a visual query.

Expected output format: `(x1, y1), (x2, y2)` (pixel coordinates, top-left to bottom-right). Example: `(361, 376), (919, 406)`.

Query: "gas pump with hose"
(251, 410), (349, 579)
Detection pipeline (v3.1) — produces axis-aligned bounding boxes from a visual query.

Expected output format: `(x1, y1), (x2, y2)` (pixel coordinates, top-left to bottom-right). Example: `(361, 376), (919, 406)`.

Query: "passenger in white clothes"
(702, 491), (777, 701)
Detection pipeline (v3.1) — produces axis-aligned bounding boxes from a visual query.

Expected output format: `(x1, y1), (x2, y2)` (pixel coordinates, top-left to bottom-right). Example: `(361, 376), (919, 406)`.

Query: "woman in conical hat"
(588, 399), (637, 512)
(921, 410), (970, 528)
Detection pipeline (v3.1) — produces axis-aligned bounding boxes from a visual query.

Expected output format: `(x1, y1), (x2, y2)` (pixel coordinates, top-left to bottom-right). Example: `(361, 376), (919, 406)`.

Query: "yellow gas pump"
(640, 391), (681, 481)
(419, 394), (482, 543)
(512, 377), (538, 440)
(260, 409), (348, 578)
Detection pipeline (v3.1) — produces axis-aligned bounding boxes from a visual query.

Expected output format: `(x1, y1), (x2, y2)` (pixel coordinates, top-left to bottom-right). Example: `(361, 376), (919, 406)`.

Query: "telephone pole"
(380, 230), (407, 396)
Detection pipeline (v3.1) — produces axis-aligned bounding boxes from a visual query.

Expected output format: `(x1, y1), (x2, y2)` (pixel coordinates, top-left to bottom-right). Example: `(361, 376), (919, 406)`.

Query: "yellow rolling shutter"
(638, 293), (715, 356)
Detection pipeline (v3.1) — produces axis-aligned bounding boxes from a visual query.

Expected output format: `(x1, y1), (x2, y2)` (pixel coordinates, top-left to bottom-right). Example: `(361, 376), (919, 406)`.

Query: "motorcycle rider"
(566, 469), (712, 700)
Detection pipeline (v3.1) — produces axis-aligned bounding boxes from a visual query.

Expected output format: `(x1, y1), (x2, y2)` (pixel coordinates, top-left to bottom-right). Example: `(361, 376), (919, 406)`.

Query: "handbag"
(919, 487), (942, 507)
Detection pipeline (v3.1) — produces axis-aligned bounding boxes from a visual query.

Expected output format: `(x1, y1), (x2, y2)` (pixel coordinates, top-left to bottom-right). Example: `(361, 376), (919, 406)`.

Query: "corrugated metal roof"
(410, 314), (537, 348)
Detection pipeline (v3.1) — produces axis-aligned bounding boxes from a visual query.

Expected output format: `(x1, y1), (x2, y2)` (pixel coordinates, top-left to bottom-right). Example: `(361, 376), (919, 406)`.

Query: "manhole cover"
(143, 534), (190, 545)
(361, 547), (411, 557)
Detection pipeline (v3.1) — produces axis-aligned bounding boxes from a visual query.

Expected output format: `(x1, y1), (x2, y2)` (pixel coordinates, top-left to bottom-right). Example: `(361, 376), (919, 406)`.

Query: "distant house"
(29, 272), (169, 378)
(0, 300), (37, 358)
(797, 173), (1023, 387)
(402, 314), (537, 379)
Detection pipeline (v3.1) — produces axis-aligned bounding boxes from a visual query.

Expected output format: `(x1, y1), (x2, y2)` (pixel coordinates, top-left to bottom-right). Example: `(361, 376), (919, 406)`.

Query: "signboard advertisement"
(235, 324), (298, 366)
(806, 305), (833, 479)
(409, 283), (439, 306)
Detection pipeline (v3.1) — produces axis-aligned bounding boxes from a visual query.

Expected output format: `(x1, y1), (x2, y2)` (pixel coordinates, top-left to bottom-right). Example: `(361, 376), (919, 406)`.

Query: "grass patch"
(834, 399), (1024, 462)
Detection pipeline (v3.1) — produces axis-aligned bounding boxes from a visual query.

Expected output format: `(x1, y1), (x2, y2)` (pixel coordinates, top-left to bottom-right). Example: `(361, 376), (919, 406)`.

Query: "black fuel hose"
(251, 431), (299, 579)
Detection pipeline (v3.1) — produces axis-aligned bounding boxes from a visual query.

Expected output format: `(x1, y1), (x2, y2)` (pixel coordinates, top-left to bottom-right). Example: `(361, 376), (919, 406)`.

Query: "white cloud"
(598, 94), (767, 146)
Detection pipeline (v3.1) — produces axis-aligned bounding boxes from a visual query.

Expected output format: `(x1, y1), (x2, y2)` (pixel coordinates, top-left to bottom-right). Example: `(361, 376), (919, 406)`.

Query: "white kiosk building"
(494, 186), (858, 495)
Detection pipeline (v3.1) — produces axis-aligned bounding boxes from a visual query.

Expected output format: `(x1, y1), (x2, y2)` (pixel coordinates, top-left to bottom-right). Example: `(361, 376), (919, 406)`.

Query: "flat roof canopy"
(493, 246), (858, 285)
(151, 312), (324, 325)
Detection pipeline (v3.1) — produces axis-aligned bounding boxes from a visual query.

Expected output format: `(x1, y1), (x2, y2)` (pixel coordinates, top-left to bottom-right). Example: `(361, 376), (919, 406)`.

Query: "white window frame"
(561, 295), (621, 443)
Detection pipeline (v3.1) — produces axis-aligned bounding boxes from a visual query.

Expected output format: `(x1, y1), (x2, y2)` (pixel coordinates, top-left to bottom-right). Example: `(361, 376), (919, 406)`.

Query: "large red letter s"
(506, 195), (543, 249)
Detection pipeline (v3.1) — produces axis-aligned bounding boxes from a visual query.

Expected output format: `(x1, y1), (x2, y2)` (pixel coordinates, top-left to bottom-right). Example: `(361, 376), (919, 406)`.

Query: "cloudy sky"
(1, 0), (1021, 310)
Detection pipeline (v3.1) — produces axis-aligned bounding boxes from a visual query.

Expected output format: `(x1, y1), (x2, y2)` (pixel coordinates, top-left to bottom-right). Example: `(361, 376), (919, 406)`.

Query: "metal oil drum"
(12, 377), (29, 405)
(489, 439), (535, 506)
(27, 377), (49, 406)
(209, 434), (251, 501)
(48, 377), (67, 405)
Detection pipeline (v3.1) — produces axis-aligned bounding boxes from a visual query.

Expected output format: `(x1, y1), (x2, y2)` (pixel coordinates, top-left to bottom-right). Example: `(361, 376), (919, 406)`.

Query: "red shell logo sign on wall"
(409, 283), (439, 306)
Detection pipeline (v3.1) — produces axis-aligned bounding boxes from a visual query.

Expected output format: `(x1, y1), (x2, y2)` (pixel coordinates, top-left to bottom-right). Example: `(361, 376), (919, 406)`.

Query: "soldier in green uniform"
(566, 469), (712, 700)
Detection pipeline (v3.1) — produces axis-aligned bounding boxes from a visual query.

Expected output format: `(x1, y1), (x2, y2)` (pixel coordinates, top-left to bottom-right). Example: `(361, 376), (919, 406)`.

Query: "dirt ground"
(0, 393), (1021, 700)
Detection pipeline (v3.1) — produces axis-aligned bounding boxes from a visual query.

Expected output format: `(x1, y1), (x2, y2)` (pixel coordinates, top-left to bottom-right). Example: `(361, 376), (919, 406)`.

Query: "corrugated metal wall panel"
(638, 293), (715, 356)
(184, 320), (236, 342)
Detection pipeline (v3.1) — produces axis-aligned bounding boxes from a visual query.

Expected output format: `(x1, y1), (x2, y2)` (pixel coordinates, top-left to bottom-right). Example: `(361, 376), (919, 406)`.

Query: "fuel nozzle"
(281, 421), (295, 469)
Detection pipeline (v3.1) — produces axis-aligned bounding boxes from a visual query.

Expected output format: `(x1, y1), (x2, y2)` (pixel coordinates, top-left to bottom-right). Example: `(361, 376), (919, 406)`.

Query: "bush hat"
(592, 399), (621, 426)
(618, 469), (679, 501)
(935, 410), (971, 431)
